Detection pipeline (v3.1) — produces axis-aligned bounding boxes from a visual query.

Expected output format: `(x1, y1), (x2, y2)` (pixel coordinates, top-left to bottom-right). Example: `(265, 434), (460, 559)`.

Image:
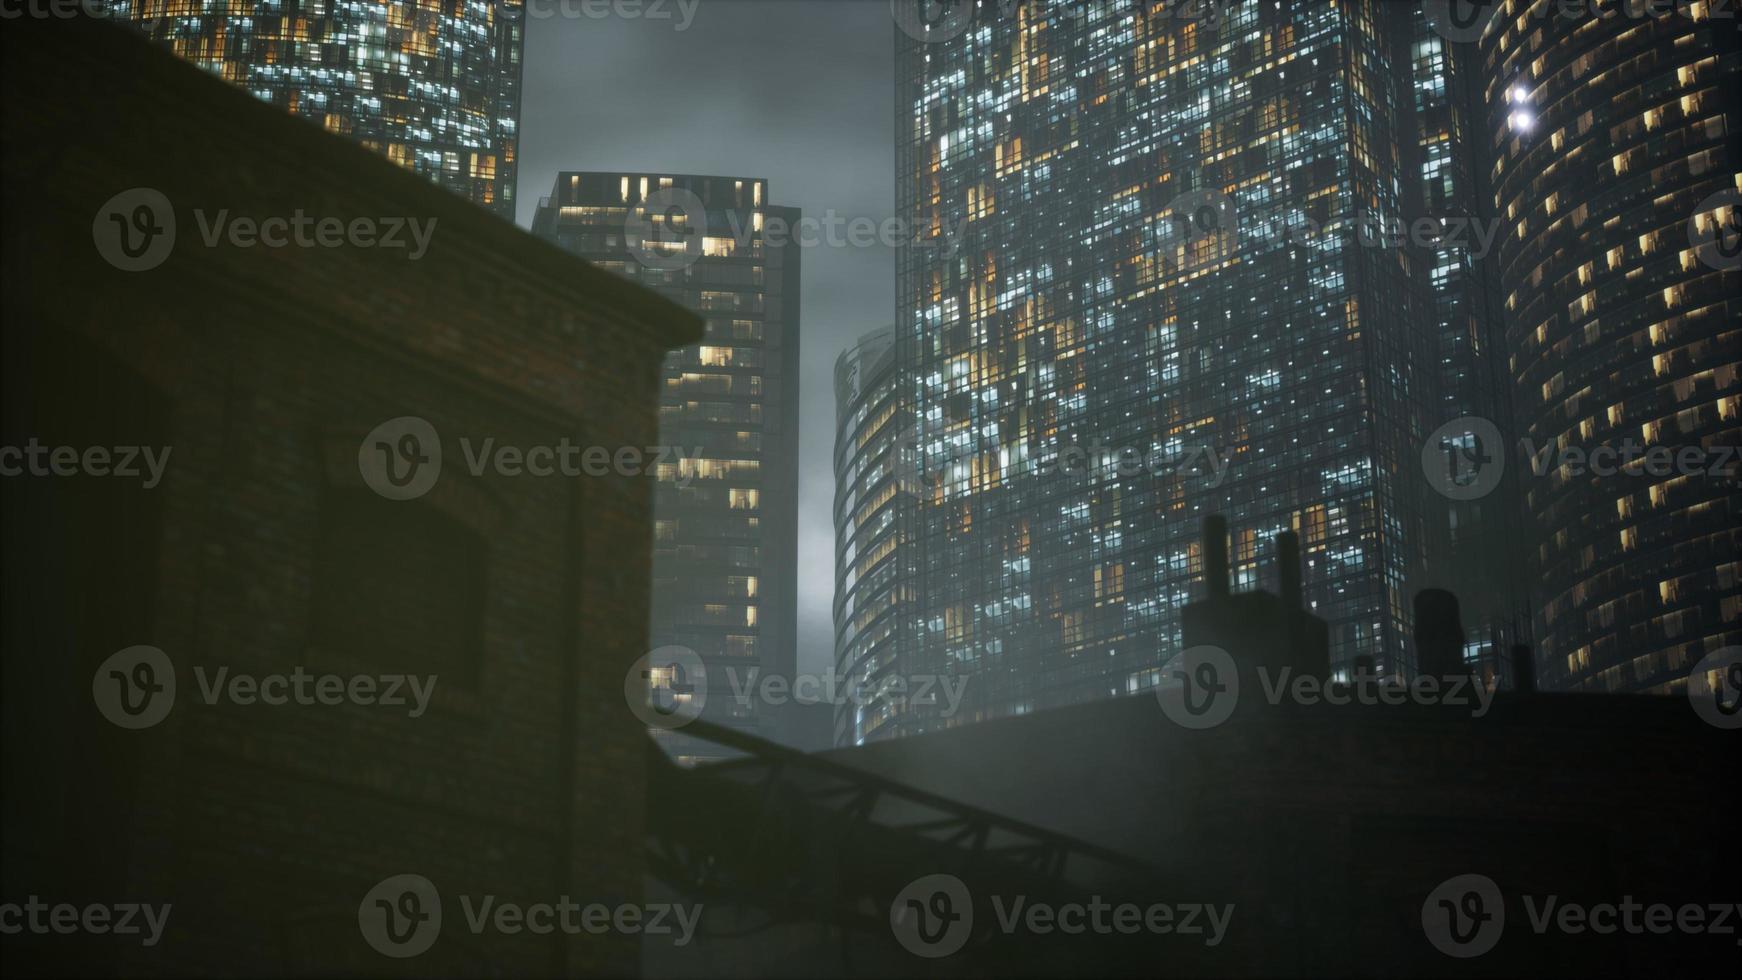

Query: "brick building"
(1, 18), (697, 978)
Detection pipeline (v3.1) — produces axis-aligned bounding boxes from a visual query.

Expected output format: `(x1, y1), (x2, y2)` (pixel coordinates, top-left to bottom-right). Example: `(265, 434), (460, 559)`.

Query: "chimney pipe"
(1414, 589), (1467, 678)
(1276, 531), (1301, 609)
(1510, 643), (1536, 694)
(1204, 515), (1229, 599)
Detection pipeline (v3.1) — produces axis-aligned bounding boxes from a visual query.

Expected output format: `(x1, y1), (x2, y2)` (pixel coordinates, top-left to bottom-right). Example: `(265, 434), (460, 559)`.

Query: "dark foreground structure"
(2, 17), (697, 978)
(647, 525), (1737, 977)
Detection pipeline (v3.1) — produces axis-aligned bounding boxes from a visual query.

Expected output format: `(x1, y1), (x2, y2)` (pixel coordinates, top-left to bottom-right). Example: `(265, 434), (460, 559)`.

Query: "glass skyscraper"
(1406, 3), (1535, 682)
(532, 173), (801, 763)
(1477, 0), (1740, 693)
(833, 327), (918, 746)
(119, 0), (524, 218)
(880, 1), (1449, 738)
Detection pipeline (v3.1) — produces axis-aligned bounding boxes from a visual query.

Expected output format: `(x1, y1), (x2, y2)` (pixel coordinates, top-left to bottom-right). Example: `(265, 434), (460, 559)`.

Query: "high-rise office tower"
(888, 1), (1447, 736)
(533, 173), (801, 762)
(833, 327), (918, 746)
(119, 1), (524, 217)
(1406, 4), (1534, 681)
(1476, 1), (1740, 692)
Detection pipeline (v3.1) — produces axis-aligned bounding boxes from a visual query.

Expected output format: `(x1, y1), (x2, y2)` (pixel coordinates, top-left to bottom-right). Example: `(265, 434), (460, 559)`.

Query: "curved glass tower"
(832, 327), (915, 746)
(1478, 1), (1741, 692)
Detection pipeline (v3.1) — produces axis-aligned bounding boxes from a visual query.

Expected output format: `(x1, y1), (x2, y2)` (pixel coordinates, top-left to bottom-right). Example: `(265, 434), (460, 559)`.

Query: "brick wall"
(2, 17), (699, 978)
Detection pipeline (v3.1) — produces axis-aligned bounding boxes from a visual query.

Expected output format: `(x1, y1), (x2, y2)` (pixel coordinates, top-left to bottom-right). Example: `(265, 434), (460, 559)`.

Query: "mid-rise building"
(886, 1), (1444, 736)
(119, 0), (524, 217)
(533, 173), (802, 761)
(1476, 0), (1741, 692)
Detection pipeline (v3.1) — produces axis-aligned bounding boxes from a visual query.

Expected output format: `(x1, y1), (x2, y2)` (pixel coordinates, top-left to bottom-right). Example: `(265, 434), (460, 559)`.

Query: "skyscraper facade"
(1406, 4), (1535, 680)
(120, 0), (524, 217)
(888, 1), (1446, 736)
(533, 173), (801, 762)
(832, 327), (918, 746)
(1476, 1), (1741, 692)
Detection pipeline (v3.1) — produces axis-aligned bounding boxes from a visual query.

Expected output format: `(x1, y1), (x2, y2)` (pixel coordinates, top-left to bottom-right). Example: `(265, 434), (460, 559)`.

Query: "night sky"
(516, 0), (897, 677)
